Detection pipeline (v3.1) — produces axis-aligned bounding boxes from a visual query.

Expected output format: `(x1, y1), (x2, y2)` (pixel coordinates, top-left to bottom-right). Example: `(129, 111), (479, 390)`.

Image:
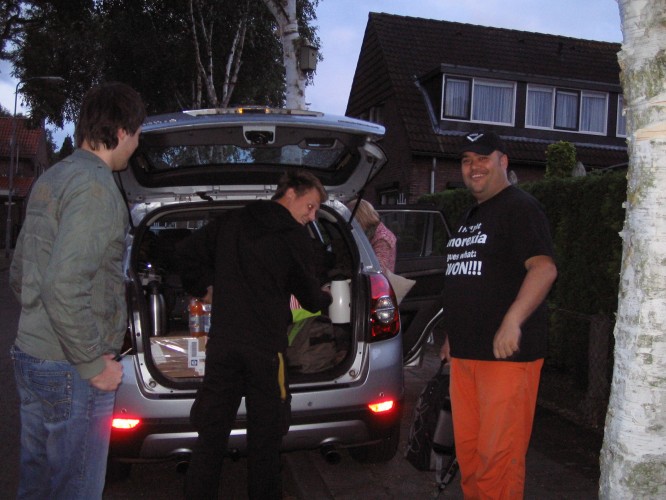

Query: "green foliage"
(0, 0), (22, 60)
(422, 170), (627, 386)
(56, 136), (74, 161)
(545, 141), (577, 178)
(7, 0), (321, 125)
(420, 188), (474, 231)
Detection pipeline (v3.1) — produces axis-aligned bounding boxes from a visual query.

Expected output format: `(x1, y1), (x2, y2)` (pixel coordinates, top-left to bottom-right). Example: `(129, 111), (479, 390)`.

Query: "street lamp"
(5, 76), (64, 258)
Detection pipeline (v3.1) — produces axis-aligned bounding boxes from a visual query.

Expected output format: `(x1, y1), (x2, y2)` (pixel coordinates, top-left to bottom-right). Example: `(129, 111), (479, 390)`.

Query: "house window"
(441, 76), (515, 125)
(526, 85), (553, 128)
(368, 104), (385, 124)
(379, 189), (401, 205)
(554, 90), (579, 130)
(472, 80), (515, 124)
(580, 91), (608, 134)
(617, 95), (627, 137)
(526, 85), (608, 134)
(442, 77), (470, 119)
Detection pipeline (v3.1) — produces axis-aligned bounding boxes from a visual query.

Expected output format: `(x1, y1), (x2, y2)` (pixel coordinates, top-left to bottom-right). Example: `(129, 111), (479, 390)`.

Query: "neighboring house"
(345, 13), (628, 204)
(0, 116), (50, 249)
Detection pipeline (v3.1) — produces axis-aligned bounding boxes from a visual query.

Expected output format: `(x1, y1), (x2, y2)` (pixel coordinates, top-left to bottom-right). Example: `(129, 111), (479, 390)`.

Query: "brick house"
(345, 13), (628, 204)
(0, 116), (50, 249)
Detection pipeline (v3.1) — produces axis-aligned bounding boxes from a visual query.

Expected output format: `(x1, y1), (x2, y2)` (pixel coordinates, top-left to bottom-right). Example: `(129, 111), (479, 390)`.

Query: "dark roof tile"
(0, 175), (36, 198)
(0, 117), (46, 158)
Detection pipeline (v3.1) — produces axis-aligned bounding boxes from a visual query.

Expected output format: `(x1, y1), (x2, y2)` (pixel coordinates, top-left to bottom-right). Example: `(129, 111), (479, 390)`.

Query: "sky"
(0, 0), (623, 146)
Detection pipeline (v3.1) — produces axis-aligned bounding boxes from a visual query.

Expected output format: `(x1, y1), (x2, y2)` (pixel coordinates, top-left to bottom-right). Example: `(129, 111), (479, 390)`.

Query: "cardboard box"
(187, 337), (206, 374)
(150, 335), (206, 378)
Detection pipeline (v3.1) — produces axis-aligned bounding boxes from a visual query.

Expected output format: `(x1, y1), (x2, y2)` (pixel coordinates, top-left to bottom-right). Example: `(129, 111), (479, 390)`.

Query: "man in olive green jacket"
(9, 82), (145, 500)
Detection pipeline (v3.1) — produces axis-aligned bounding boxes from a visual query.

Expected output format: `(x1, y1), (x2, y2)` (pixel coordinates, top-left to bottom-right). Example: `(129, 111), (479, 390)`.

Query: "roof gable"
(347, 13), (626, 167)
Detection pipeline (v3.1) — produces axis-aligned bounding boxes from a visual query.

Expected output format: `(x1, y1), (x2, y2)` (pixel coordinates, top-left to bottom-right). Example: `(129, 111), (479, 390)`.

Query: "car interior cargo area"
(131, 204), (357, 384)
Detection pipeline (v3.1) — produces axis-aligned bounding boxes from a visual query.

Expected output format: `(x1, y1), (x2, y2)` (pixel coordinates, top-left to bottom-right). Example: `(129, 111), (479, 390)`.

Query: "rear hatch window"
(121, 109), (386, 201)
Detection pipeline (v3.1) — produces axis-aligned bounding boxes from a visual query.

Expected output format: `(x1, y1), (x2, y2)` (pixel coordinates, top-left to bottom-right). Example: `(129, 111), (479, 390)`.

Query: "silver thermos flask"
(147, 280), (166, 336)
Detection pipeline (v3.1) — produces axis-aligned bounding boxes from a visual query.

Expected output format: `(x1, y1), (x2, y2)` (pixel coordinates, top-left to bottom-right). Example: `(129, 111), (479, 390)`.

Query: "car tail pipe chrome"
(174, 453), (191, 474)
(320, 443), (342, 464)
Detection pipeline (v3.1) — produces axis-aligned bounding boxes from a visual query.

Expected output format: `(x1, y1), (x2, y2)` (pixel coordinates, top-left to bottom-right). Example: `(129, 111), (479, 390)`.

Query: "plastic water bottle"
(189, 298), (204, 337)
(202, 303), (212, 334)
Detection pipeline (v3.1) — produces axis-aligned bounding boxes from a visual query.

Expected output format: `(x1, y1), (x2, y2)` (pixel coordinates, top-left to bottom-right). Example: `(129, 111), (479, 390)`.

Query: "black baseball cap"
(459, 131), (506, 156)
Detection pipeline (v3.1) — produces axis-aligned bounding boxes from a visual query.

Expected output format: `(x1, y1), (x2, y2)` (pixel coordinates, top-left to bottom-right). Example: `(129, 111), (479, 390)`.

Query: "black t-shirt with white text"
(441, 186), (554, 361)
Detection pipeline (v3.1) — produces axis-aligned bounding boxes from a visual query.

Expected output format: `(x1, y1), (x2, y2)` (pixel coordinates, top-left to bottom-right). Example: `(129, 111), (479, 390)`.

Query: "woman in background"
(347, 199), (397, 273)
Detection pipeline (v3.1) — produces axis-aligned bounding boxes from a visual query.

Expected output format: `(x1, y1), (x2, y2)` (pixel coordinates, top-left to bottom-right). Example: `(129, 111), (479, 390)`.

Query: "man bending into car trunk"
(177, 170), (332, 500)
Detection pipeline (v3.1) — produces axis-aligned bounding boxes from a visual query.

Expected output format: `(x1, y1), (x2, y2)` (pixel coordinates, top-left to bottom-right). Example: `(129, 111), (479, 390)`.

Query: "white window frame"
(441, 76), (471, 120)
(580, 90), (608, 135)
(471, 79), (516, 126)
(554, 89), (579, 131)
(441, 75), (515, 126)
(525, 84), (555, 130)
(616, 95), (627, 137)
(526, 84), (609, 135)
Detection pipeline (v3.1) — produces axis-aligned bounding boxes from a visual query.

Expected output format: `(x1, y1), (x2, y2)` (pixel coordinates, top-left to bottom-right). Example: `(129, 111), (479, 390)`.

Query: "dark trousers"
(184, 343), (287, 500)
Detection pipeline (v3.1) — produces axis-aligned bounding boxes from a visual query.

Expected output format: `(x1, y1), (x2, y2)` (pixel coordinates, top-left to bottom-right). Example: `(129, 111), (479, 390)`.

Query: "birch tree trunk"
(188, 0), (218, 107)
(599, 0), (666, 497)
(221, 12), (248, 108)
(263, 0), (307, 109)
(188, 0), (249, 109)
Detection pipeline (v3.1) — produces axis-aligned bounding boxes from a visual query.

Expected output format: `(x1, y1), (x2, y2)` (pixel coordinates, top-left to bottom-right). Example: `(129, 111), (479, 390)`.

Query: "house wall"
(367, 99), (412, 204)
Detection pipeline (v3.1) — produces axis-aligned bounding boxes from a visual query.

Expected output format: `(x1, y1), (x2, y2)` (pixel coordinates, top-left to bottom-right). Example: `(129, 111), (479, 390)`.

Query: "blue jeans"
(10, 345), (116, 500)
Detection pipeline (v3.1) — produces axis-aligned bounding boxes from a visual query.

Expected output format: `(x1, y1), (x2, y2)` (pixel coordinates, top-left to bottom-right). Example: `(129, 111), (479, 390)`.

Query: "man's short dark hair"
(75, 81), (146, 150)
(272, 170), (327, 203)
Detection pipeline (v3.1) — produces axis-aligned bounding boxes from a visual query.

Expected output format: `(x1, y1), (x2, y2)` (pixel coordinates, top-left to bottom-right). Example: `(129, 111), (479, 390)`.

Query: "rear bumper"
(110, 334), (405, 460)
(109, 400), (403, 460)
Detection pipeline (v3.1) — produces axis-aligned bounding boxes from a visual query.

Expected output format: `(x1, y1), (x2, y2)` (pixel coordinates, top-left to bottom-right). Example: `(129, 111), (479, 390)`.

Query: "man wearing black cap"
(440, 131), (558, 498)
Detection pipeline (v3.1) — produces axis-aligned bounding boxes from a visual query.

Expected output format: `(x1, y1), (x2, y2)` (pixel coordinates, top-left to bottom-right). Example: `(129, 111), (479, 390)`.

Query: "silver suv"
(108, 108), (449, 475)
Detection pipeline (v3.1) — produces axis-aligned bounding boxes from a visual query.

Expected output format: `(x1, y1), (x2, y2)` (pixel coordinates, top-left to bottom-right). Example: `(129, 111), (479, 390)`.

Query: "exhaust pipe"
(174, 453), (191, 474)
(320, 444), (342, 465)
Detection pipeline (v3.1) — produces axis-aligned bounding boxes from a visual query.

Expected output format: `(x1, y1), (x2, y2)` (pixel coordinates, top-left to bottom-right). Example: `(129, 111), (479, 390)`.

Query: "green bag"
(286, 315), (338, 373)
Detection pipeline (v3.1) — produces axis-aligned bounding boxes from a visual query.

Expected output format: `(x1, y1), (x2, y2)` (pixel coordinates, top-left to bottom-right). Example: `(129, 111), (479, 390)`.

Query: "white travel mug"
(329, 279), (351, 324)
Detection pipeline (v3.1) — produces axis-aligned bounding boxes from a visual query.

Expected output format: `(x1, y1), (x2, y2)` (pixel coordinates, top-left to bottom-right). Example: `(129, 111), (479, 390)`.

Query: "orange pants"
(449, 358), (543, 499)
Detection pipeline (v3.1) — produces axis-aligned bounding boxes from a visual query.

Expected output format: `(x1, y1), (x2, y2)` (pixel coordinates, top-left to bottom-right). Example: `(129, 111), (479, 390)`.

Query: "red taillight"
(368, 273), (400, 341)
(368, 400), (395, 413)
(112, 418), (141, 430)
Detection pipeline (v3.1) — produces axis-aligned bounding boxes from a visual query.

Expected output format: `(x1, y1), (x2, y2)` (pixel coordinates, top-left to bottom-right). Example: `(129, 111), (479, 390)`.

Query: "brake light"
(368, 400), (395, 413)
(112, 418), (141, 430)
(368, 273), (400, 341)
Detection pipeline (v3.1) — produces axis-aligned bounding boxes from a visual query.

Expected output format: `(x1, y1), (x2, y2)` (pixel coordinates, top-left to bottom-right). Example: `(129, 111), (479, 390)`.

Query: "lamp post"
(5, 76), (64, 258)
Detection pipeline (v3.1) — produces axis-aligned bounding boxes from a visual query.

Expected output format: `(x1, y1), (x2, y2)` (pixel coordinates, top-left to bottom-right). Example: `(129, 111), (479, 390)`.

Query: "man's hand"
(202, 285), (213, 304)
(439, 335), (451, 363)
(493, 319), (521, 359)
(89, 354), (123, 391)
(493, 254), (557, 359)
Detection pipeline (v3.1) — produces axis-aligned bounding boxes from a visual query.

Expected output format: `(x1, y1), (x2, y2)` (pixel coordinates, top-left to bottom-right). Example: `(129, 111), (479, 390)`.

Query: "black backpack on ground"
(405, 361), (458, 492)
